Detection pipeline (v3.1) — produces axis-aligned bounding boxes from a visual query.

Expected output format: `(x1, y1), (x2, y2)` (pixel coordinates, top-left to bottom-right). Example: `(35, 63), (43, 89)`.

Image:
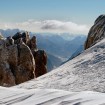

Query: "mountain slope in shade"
(36, 34), (86, 59)
(1, 86), (105, 105)
(16, 37), (105, 92)
(47, 53), (63, 71)
(62, 45), (84, 64)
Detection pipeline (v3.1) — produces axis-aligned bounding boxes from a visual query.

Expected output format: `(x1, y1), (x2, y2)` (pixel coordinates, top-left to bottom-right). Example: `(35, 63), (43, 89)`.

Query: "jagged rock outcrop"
(27, 36), (47, 77)
(85, 15), (105, 49)
(12, 32), (30, 44)
(33, 50), (47, 77)
(13, 41), (35, 84)
(0, 31), (47, 86)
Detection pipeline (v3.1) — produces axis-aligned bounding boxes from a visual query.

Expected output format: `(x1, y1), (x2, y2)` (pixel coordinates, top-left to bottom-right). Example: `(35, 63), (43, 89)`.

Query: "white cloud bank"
(0, 20), (90, 34)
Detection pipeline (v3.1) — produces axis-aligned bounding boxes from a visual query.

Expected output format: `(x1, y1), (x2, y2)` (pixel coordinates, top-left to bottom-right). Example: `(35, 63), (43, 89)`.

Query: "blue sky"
(0, 0), (105, 34)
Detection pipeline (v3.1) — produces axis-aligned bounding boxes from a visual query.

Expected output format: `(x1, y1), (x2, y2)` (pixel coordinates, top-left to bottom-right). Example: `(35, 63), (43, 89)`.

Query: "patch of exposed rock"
(85, 15), (105, 49)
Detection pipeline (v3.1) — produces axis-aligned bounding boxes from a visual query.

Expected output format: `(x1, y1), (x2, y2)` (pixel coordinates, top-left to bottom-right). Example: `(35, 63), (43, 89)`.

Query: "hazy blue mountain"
(62, 45), (84, 65)
(35, 33), (86, 59)
(47, 53), (63, 71)
(0, 29), (20, 37)
(64, 36), (86, 57)
(35, 34), (67, 58)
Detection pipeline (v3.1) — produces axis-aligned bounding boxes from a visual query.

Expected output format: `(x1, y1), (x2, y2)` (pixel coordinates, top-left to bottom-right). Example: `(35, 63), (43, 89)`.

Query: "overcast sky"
(0, 0), (105, 34)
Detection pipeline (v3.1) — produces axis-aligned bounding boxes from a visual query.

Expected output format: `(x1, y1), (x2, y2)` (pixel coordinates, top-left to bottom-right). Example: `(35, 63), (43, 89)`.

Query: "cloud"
(0, 20), (90, 35)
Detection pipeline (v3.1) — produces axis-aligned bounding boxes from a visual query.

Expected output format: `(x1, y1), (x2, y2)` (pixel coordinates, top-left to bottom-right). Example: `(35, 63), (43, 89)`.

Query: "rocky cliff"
(0, 32), (47, 87)
(85, 15), (105, 49)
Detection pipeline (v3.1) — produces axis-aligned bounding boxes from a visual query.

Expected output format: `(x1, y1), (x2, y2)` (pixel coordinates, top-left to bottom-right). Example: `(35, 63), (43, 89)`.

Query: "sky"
(0, 0), (105, 35)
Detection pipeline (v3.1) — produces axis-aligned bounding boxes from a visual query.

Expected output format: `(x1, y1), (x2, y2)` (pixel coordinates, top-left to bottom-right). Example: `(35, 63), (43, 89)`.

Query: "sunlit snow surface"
(1, 87), (105, 105)
(1, 39), (105, 105)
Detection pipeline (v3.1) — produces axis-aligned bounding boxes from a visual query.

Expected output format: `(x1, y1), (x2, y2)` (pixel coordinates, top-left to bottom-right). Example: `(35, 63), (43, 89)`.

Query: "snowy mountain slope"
(16, 38), (105, 92)
(1, 86), (105, 105)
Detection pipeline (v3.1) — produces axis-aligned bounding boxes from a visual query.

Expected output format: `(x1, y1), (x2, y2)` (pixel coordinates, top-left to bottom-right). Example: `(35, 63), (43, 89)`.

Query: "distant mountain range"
(0, 29), (20, 37)
(35, 33), (86, 70)
(0, 29), (86, 71)
(35, 33), (86, 58)
(62, 45), (84, 65)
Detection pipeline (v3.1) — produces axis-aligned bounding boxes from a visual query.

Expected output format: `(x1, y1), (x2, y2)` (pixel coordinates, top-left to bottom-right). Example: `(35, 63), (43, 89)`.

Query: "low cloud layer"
(0, 20), (90, 35)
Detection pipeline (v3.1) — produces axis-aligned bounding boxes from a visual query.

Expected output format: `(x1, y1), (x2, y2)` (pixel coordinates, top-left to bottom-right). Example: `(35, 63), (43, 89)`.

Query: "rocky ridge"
(0, 32), (47, 86)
